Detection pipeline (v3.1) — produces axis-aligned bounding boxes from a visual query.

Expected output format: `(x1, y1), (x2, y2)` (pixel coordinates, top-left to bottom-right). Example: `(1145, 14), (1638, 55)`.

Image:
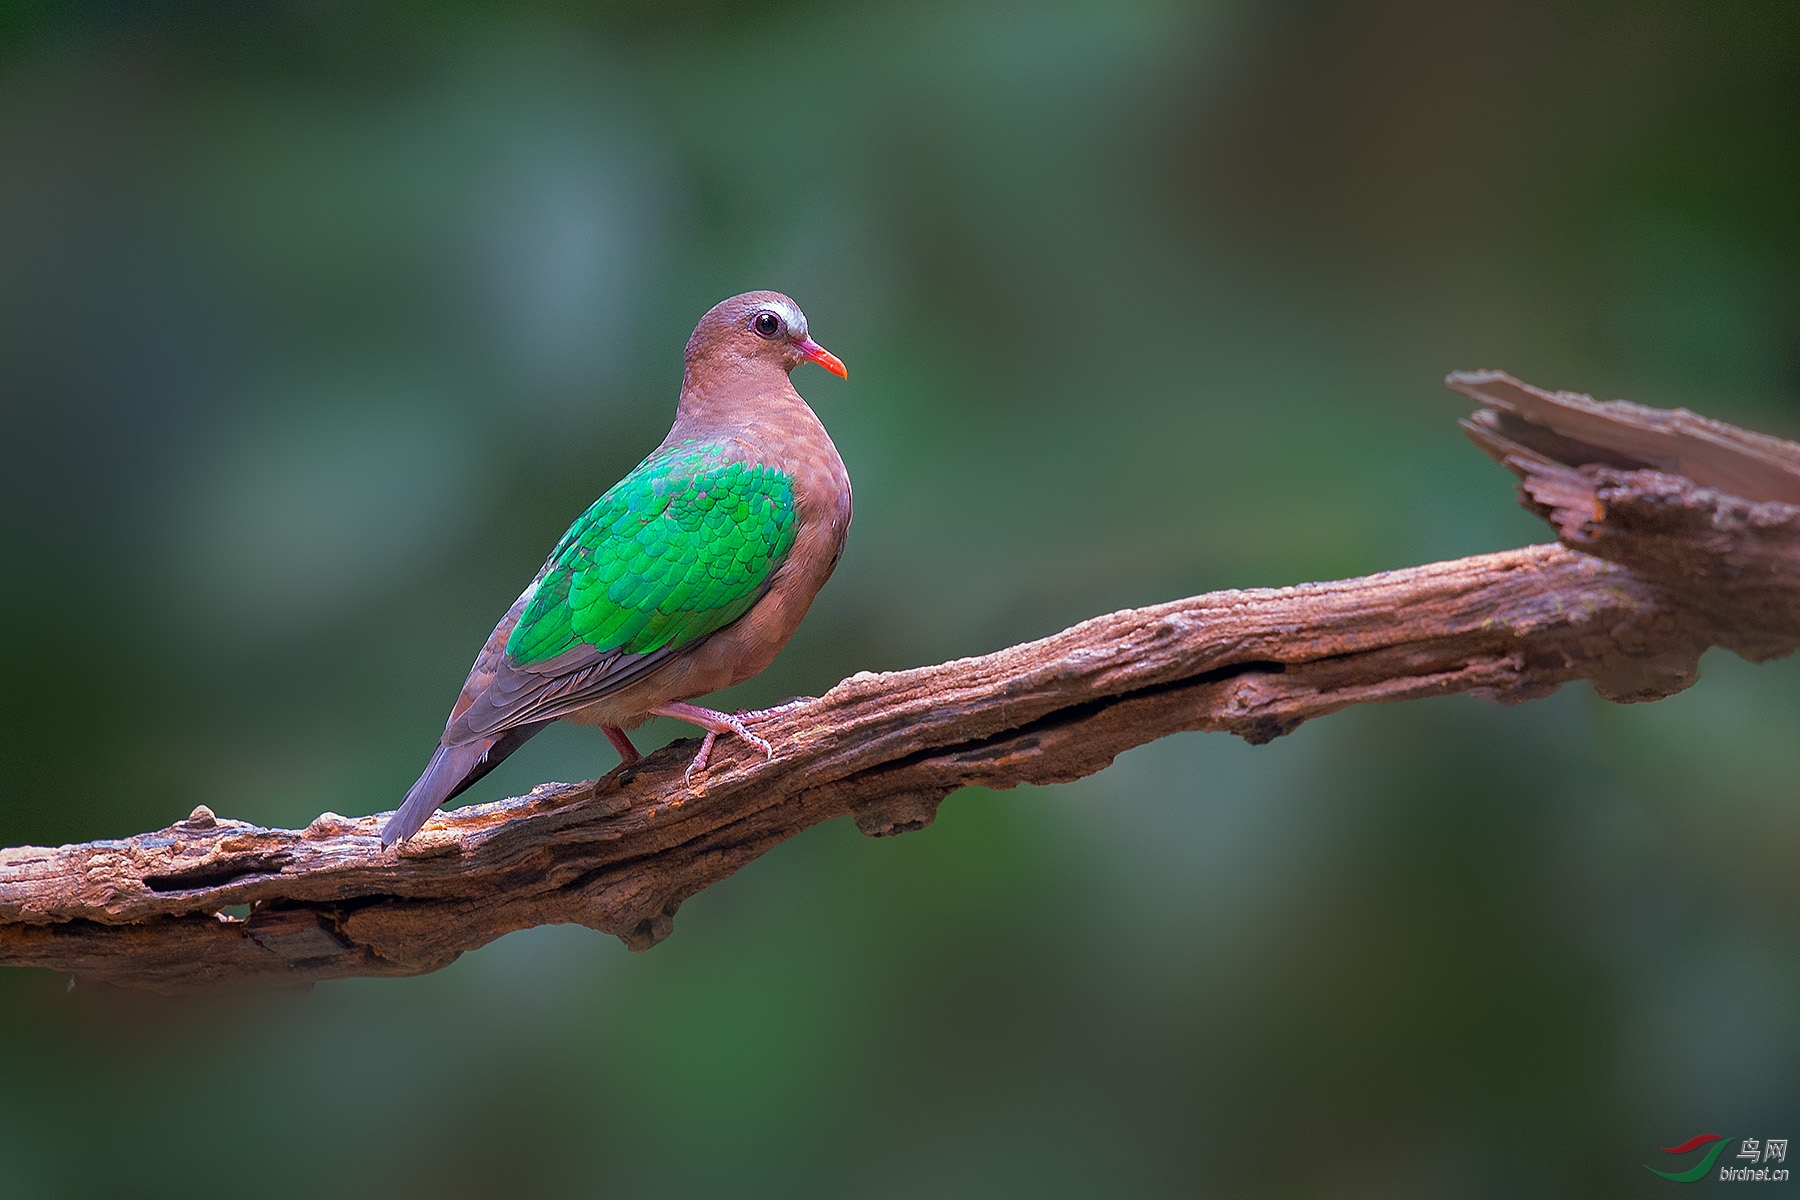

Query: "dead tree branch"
(4, 372), (1798, 992)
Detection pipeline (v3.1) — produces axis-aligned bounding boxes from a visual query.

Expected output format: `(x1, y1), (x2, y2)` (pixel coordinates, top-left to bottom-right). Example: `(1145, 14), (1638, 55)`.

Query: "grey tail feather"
(381, 721), (552, 846)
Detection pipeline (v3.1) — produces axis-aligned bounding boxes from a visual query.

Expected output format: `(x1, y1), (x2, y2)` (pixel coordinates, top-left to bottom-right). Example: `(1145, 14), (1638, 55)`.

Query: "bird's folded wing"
(442, 450), (798, 744)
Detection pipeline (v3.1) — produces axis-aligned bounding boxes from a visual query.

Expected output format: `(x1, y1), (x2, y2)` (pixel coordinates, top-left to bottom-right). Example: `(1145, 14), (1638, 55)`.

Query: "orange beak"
(796, 336), (848, 379)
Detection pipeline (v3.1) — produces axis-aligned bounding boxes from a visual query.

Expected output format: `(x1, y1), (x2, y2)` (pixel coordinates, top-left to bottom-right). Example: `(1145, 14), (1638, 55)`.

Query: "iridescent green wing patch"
(505, 448), (797, 666)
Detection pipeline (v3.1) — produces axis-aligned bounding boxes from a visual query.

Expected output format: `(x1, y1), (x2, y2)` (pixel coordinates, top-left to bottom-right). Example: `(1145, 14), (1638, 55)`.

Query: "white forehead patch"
(759, 298), (806, 338)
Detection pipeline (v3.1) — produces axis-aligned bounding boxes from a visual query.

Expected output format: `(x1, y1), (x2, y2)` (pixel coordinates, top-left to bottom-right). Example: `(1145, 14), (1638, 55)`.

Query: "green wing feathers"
(506, 449), (797, 666)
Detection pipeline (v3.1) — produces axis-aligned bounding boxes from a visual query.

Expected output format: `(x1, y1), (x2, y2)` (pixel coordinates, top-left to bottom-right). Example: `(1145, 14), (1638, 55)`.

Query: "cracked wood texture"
(5, 373), (1799, 992)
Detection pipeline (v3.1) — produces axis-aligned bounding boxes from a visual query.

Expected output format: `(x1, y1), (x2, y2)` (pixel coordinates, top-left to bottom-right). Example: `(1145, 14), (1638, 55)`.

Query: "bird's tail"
(381, 721), (551, 846)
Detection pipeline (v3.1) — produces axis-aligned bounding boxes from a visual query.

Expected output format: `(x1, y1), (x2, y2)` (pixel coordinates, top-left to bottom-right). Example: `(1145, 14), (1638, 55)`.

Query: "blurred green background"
(1, 2), (1796, 1196)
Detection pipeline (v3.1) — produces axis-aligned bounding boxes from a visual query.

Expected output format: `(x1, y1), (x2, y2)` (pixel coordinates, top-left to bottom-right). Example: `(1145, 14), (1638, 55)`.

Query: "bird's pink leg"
(649, 700), (778, 790)
(601, 724), (641, 767)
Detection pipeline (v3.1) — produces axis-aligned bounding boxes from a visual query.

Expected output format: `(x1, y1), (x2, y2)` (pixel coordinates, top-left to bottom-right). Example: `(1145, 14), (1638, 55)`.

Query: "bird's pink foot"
(649, 701), (777, 790)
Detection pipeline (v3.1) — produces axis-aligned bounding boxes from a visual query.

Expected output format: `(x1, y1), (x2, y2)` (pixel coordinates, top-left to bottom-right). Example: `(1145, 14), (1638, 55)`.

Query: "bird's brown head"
(683, 291), (847, 388)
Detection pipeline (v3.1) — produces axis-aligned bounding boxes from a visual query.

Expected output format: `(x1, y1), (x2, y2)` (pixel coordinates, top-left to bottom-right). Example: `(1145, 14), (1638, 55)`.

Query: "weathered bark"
(1450, 370), (1800, 662)
(4, 372), (1797, 992)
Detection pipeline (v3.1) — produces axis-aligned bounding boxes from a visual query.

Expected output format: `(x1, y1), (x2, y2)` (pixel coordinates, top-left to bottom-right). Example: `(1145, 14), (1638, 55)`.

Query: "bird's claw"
(682, 731), (717, 793)
(738, 727), (776, 761)
(679, 715), (775, 793)
(647, 699), (789, 797)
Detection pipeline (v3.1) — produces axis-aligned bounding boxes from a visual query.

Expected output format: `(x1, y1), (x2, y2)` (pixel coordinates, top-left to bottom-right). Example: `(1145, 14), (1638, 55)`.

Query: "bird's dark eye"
(751, 311), (783, 339)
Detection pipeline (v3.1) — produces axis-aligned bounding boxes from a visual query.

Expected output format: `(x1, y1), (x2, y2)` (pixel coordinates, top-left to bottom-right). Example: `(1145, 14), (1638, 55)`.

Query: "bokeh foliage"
(0, 2), (1795, 1196)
